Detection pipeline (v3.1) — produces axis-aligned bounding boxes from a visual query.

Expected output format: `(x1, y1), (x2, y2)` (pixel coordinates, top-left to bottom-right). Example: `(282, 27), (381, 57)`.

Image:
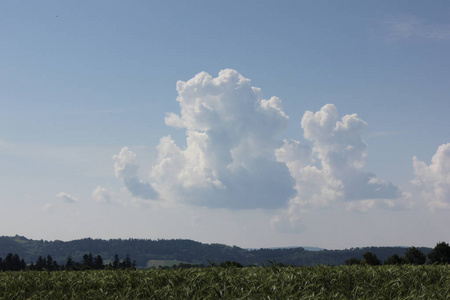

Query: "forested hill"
(0, 235), (432, 269)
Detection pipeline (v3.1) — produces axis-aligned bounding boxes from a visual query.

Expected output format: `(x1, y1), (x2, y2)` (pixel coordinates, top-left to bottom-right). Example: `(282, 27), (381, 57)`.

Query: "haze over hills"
(0, 235), (432, 269)
(246, 246), (324, 252)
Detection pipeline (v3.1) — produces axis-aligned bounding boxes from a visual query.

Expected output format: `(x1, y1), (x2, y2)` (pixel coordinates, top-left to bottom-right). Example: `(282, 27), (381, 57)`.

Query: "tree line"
(1, 238), (449, 270)
(0, 253), (135, 271)
(2, 235), (438, 267)
(345, 242), (450, 266)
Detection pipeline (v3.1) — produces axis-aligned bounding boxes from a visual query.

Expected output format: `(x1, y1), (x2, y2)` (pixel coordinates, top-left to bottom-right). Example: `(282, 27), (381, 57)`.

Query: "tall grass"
(1, 265), (449, 299)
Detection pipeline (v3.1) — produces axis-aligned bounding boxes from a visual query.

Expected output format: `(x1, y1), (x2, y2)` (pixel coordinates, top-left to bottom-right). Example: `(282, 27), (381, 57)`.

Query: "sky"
(1, 1), (449, 250)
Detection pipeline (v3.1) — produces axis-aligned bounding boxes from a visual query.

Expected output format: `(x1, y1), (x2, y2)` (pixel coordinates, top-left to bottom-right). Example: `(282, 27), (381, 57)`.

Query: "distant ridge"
(246, 246), (324, 251)
(0, 235), (432, 268)
(302, 247), (324, 252)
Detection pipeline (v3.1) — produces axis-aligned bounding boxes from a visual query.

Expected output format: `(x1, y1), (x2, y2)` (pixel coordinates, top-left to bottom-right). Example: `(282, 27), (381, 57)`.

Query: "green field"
(1, 265), (449, 299)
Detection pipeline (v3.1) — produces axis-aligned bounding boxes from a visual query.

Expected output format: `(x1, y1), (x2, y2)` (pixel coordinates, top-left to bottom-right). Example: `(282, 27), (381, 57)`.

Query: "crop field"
(1, 265), (449, 299)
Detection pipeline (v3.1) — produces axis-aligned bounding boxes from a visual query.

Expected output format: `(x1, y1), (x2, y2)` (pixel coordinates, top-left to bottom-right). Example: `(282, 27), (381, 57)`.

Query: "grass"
(1, 265), (449, 299)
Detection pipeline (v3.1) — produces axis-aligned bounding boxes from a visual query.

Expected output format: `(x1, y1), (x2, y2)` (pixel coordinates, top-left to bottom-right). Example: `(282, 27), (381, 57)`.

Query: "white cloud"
(92, 185), (112, 204)
(412, 143), (450, 210)
(275, 138), (341, 209)
(301, 104), (401, 202)
(106, 70), (413, 234)
(273, 104), (406, 232)
(56, 192), (78, 203)
(42, 203), (53, 211)
(113, 147), (158, 200)
(278, 104), (401, 205)
(151, 69), (295, 209)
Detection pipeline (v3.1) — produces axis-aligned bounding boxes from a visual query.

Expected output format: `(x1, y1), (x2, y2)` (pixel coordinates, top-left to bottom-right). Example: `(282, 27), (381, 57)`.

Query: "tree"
(20, 258), (26, 270)
(94, 255), (104, 270)
(34, 256), (46, 271)
(2, 253), (24, 271)
(404, 247), (426, 265)
(120, 255), (132, 269)
(219, 260), (243, 268)
(345, 257), (362, 265)
(112, 254), (120, 269)
(384, 254), (406, 265)
(83, 252), (94, 269)
(12, 254), (23, 271)
(46, 255), (59, 271)
(65, 256), (74, 270)
(363, 252), (381, 266)
(428, 242), (450, 264)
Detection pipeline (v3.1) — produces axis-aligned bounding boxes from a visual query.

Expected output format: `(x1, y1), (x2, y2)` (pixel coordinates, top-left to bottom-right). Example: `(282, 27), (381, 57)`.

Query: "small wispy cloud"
(92, 186), (112, 204)
(42, 203), (54, 212)
(384, 15), (450, 41)
(56, 192), (78, 203)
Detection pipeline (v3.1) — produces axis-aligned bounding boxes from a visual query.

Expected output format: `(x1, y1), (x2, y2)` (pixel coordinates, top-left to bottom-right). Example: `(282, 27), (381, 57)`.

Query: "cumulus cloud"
(92, 185), (112, 203)
(412, 143), (450, 210)
(150, 69), (295, 209)
(108, 70), (411, 233)
(273, 104), (405, 232)
(282, 104), (401, 203)
(275, 138), (341, 209)
(303, 104), (401, 200)
(56, 192), (78, 203)
(113, 147), (158, 200)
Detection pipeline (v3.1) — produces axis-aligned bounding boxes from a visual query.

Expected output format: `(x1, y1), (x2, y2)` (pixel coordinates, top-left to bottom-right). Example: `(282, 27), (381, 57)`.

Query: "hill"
(0, 235), (432, 269)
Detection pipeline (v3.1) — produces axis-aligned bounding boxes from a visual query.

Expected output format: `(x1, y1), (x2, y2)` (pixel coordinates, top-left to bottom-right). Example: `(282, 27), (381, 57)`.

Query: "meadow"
(1, 265), (449, 299)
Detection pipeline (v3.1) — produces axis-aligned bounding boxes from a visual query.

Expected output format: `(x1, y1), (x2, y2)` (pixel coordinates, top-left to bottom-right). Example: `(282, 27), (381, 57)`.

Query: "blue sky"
(1, 1), (449, 249)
